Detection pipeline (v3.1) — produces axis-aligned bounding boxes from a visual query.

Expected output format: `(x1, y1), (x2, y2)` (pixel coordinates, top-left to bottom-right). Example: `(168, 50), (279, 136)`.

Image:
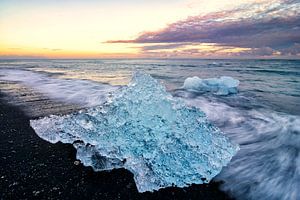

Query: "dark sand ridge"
(0, 82), (233, 199)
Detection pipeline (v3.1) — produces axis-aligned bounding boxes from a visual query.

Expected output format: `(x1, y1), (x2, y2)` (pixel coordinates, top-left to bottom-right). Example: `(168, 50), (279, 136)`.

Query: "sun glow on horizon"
(0, 0), (299, 59)
(0, 0), (193, 58)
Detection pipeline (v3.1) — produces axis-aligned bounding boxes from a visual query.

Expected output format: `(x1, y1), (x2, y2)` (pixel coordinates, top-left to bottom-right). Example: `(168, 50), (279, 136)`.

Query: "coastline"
(0, 92), (232, 200)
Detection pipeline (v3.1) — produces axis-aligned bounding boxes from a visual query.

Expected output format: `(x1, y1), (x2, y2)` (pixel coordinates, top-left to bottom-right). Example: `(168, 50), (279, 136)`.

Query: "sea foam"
(0, 69), (118, 106)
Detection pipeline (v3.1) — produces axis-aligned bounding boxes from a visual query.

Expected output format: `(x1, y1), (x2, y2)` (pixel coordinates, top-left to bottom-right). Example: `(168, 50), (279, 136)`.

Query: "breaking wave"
(183, 96), (300, 200)
(0, 69), (118, 107)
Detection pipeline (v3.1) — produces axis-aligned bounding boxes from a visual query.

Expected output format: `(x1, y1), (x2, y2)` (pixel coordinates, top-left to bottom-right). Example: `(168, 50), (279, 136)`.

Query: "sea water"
(0, 59), (299, 199)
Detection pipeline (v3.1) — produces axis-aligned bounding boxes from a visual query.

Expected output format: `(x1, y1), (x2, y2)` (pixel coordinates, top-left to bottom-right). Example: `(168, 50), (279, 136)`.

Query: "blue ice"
(30, 72), (239, 192)
(183, 76), (240, 95)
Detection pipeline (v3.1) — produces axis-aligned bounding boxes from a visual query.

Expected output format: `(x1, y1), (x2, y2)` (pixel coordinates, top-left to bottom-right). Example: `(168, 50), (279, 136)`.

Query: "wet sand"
(0, 93), (232, 200)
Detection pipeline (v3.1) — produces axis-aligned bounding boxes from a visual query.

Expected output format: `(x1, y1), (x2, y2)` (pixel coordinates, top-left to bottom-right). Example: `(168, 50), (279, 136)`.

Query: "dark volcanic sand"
(0, 94), (233, 200)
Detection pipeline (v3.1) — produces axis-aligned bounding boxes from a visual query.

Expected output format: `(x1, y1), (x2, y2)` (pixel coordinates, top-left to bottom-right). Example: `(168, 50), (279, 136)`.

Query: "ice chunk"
(183, 76), (240, 95)
(30, 72), (239, 192)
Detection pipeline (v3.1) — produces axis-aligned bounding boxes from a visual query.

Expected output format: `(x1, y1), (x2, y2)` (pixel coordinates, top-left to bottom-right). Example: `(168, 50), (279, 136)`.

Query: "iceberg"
(30, 72), (239, 192)
(183, 76), (240, 95)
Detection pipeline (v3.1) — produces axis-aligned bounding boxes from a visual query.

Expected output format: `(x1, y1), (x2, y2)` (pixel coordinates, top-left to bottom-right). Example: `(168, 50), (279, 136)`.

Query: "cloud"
(141, 43), (190, 51)
(283, 43), (300, 55)
(108, 0), (300, 57)
(237, 47), (280, 56)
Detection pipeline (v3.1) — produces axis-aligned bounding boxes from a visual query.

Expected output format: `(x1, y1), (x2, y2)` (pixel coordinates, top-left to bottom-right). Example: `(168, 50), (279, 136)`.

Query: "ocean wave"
(0, 69), (118, 107)
(183, 95), (300, 200)
(1, 67), (299, 199)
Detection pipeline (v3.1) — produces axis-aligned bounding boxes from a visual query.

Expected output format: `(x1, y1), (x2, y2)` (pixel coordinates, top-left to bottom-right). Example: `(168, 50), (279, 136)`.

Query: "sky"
(0, 0), (299, 59)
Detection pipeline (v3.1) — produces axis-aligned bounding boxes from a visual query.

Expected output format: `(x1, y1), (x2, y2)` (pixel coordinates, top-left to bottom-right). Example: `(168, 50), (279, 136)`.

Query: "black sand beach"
(0, 93), (233, 200)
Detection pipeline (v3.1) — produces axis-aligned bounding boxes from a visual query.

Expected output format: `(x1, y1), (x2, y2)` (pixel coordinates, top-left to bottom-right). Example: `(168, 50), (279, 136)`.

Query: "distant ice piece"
(30, 72), (239, 192)
(183, 76), (240, 95)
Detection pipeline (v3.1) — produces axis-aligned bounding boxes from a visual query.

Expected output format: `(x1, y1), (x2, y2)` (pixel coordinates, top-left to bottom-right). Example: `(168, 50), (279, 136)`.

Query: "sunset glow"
(0, 0), (299, 59)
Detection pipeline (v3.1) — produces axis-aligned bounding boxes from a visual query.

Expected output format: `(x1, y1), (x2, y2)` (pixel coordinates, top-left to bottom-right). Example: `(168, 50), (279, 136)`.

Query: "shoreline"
(0, 93), (233, 200)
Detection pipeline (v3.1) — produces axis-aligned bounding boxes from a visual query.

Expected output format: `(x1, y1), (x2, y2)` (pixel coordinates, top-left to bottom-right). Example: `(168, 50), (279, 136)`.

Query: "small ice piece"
(30, 72), (239, 192)
(183, 76), (240, 95)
